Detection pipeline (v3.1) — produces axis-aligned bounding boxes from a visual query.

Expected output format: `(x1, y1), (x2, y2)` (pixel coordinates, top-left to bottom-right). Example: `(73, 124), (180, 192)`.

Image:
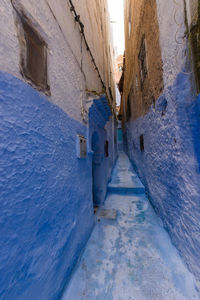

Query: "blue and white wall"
(0, 71), (95, 300)
(124, 0), (200, 287)
(0, 1), (117, 299)
(88, 98), (118, 205)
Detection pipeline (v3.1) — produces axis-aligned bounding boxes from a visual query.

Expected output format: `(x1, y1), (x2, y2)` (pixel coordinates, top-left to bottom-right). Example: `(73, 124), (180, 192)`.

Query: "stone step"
(107, 170), (145, 194)
(107, 185), (145, 194)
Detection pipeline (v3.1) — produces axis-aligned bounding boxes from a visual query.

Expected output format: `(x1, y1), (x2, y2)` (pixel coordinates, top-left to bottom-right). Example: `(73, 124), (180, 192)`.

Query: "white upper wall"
(156, 0), (199, 90)
(156, 0), (187, 89)
(0, 0), (114, 123)
(0, 0), (20, 78)
(72, 0), (116, 104)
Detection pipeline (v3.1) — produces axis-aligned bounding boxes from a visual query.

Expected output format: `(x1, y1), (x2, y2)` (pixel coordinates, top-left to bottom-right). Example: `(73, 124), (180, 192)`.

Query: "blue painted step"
(107, 185), (145, 194)
(62, 151), (199, 300)
(107, 152), (145, 194)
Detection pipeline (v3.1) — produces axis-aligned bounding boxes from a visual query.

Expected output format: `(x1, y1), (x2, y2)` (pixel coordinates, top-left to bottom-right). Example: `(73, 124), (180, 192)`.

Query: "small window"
(20, 18), (49, 93)
(105, 140), (109, 157)
(152, 96), (156, 109)
(140, 135), (144, 152)
(126, 93), (132, 121)
(77, 135), (87, 158)
(139, 36), (148, 88)
(114, 134), (117, 145)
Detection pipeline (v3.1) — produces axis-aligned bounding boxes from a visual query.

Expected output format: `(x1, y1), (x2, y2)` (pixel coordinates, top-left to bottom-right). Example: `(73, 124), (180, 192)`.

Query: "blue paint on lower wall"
(124, 72), (200, 285)
(89, 100), (117, 205)
(0, 71), (95, 299)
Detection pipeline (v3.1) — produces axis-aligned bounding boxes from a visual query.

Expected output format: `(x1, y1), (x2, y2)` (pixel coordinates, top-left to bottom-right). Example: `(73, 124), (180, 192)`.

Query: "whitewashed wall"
(0, 0), (115, 123)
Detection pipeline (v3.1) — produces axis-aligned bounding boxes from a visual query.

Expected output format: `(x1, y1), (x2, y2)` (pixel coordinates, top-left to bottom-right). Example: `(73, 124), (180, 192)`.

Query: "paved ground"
(62, 152), (199, 300)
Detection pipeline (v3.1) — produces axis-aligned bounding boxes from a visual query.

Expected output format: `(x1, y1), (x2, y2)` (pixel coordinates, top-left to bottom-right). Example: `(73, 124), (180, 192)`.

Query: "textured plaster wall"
(72, 0), (116, 102)
(1, 0), (82, 122)
(0, 0), (117, 298)
(0, 71), (95, 300)
(123, 0), (163, 120)
(0, 1), (20, 78)
(156, 0), (188, 88)
(89, 102), (118, 205)
(0, 71), (117, 299)
(125, 72), (200, 284)
(0, 0), (115, 123)
(123, 0), (200, 285)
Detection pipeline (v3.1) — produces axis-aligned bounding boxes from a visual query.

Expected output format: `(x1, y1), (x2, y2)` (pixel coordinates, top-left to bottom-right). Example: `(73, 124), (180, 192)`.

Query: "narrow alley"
(62, 151), (199, 300)
(1, 0), (200, 299)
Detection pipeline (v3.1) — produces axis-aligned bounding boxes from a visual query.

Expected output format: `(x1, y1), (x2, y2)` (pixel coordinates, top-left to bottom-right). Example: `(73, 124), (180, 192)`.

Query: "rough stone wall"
(123, 0), (200, 285)
(123, 0), (163, 121)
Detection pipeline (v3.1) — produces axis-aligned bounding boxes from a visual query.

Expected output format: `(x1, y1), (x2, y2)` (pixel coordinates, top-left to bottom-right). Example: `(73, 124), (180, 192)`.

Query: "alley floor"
(62, 152), (199, 300)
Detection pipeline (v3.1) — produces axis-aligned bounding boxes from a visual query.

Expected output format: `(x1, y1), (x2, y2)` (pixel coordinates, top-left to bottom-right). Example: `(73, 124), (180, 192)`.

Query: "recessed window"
(126, 93), (132, 121)
(140, 135), (144, 152)
(139, 36), (148, 88)
(19, 18), (49, 93)
(77, 135), (87, 158)
(114, 134), (117, 145)
(105, 140), (109, 157)
(152, 96), (156, 109)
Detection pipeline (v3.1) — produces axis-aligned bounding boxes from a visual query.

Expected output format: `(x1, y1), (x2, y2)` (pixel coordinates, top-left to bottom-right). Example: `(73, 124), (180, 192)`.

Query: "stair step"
(107, 185), (145, 194)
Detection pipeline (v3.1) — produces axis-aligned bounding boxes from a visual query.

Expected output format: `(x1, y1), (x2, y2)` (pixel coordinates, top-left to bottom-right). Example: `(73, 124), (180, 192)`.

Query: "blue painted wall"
(89, 98), (117, 205)
(0, 71), (95, 300)
(124, 72), (200, 283)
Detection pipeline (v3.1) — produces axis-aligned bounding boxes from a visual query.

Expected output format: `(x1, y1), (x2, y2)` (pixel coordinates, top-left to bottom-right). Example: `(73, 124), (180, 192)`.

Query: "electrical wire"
(68, 0), (106, 90)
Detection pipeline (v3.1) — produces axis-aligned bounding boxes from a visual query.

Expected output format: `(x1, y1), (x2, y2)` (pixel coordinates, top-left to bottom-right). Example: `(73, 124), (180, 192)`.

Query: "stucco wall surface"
(122, 0), (200, 284)
(89, 100), (118, 205)
(0, 0), (20, 78)
(0, 71), (94, 300)
(156, 0), (188, 89)
(125, 72), (200, 284)
(0, 0), (115, 124)
(1, 0), (84, 122)
(0, 0), (117, 298)
(123, 0), (163, 120)
(72, 0), (116, 101)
